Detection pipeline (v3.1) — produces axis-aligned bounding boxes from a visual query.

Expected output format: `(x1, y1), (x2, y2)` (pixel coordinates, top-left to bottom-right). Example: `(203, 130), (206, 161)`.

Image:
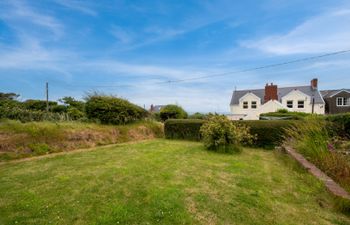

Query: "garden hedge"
(164, 119), (204, 141)
(325, 113), (350, 137)
(237, 120), (296, 148)
(164, 119), (296, 147)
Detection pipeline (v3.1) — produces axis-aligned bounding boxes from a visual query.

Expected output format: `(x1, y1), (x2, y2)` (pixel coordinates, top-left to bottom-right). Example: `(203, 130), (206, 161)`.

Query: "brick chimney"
(264, 83), (278, 103)
(311, 78), (318, 90)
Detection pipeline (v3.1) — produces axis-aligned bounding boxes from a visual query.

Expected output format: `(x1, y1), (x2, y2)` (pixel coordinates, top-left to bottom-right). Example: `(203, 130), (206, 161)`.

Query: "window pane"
(344, 98), (348, 106)
(298, 100), (304, 108)
(251, 101), (257, 109)
(337, 97), (343, 106)
(243, 101), (248, 109)
(287, 100), (293, 108)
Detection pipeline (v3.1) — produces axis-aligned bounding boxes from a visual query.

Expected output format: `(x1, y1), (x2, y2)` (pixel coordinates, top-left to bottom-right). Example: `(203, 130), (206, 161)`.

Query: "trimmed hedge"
(237, 120), (296, 148)
(164, 119), (296, 147)
(164, 119), (203, 141)
(260, 111), (309, 120)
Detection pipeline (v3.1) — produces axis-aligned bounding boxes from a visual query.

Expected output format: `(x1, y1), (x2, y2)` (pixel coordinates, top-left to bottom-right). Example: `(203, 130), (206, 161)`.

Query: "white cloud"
(0, 0), (64, 38)
(242, 8), (350, 55)
(54, 0), (97, 16)
(110, 26), (133, 44)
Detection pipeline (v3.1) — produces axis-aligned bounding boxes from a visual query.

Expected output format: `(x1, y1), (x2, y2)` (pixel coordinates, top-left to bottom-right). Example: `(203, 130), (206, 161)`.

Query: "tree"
(159, 104), (188, 121)
(0, 92), (19, 101)
(59, 96), (85, 112)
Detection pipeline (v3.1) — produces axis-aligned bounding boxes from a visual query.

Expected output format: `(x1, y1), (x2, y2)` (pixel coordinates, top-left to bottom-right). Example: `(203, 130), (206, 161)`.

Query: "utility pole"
(46, 82), (49, 112)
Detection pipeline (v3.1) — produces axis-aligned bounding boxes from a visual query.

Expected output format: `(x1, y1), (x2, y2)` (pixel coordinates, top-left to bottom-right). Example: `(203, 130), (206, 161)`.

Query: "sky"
(0, 0), (350, 113)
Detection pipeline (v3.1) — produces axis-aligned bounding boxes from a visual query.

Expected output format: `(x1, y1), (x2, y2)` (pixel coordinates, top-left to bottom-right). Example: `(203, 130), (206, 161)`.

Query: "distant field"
(0, 139), (349, 224)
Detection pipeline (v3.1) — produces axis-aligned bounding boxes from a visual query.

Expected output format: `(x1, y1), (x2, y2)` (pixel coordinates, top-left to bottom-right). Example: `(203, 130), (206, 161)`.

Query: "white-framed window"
(297, 100), (304, 108)
(286, 100), (293, 108)
(243, 101), (248, 109)
(251, 101), (257, 109)
(337, 97), (350, 106)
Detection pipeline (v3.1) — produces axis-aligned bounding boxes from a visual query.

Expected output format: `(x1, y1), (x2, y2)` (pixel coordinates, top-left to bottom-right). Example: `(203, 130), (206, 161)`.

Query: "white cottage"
(228, 78), (325, 120)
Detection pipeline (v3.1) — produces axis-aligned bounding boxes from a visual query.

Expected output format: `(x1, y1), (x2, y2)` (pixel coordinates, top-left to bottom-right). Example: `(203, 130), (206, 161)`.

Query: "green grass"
(0, 119), (163, 161)
(0, 139), (349, 224)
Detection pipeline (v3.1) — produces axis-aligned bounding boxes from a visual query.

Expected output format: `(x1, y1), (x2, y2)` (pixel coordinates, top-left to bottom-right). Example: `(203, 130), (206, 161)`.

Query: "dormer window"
(243, 101), (248, 109)
(298, 100), (304, 108)
(251, 101), (257, 109)
(287, 100), (293, 108)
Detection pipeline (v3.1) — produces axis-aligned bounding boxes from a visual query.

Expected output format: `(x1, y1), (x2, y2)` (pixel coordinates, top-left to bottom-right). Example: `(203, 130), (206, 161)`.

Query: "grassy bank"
(0, 119), (163, 161)
(0, 139), (349, 224)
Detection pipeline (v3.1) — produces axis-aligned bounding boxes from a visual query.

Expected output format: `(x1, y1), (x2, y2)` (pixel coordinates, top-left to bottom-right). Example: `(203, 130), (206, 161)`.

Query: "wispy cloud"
(110, 26), (133, 44)
(0, 0), (64, 38)
(242, 8), (350, 55)
(54, 0), (97, 16)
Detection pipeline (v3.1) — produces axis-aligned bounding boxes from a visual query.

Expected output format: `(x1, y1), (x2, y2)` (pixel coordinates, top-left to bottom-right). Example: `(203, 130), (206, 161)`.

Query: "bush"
(159, 105), (187, 121)
(237, 120), (295, 148)
(260, 111), (310, 120)
(326, 113), (350, 138)
(67, 107), (85, 120)
(164, 119), (204, 141)
(0, 107), (69, 122)
(51, 105), (68, 113)
(200, 115), (254, 153)
(23, 99), (57, 111)
(188, 112), (209, 120)
(85, 95), (148, 125)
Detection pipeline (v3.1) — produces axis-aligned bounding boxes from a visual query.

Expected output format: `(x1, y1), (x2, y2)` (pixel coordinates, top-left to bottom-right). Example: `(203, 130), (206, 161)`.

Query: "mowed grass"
(0, 140), (349, 225)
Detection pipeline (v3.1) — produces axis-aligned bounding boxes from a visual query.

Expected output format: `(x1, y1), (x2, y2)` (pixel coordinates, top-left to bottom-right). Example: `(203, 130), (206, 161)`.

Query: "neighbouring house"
(320, 89), (350, 114)
(149, 104), (165, 113)
(229, 78), (325, 120)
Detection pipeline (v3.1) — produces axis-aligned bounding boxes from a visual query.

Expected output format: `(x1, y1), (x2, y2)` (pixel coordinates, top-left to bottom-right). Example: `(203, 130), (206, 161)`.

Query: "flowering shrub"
(200, 115), (254, 153)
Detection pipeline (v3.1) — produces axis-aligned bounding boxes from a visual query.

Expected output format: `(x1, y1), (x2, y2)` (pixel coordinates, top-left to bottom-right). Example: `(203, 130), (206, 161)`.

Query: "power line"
(64, 49), (350, 88)
(157, 49), (350, 84)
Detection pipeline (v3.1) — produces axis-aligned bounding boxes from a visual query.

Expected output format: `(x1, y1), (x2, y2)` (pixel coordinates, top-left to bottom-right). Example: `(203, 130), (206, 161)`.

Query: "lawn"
(0, 139), (349, 225)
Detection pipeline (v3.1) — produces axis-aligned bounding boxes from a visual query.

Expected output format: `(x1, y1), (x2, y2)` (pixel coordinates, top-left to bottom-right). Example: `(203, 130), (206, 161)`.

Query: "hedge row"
(237, 120), (296, 148)
(164, 119), (296, 147)
(325, 113), (350, 137)
(164, 119), (204, 141)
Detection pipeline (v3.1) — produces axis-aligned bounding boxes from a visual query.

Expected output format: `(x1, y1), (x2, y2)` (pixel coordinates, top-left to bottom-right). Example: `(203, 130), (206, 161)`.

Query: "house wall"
(325, 91), (350, 114)
(230, 93), (261, 120)
(281, 90), (325, 114)
(230, 89), (325, 120)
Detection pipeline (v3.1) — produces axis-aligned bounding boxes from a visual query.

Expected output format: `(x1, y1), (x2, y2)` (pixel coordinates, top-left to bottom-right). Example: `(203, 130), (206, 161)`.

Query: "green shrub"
(260, 111), (310, 120)
(85, 95), (148, 125)
(67, 107), (85, 120)
(159, 105), (187, 121)
(188, 112), (209, 120)
(28, 143), (51, 155)
(164, 119), (294, 148)
(237, 120), (295, 148)
(0, 107), (69, 122)
(51, 105), (68, 113)
(23, 99), (57, 111)
(59, 97), (85, 112)
(326, 113), (350, 138)
(200, 115), (254, 153)
(164, 119), (204, 141)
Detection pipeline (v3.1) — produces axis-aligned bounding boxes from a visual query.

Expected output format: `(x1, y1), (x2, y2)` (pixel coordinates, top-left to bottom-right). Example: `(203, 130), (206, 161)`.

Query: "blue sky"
(0, 0), (350, 113)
